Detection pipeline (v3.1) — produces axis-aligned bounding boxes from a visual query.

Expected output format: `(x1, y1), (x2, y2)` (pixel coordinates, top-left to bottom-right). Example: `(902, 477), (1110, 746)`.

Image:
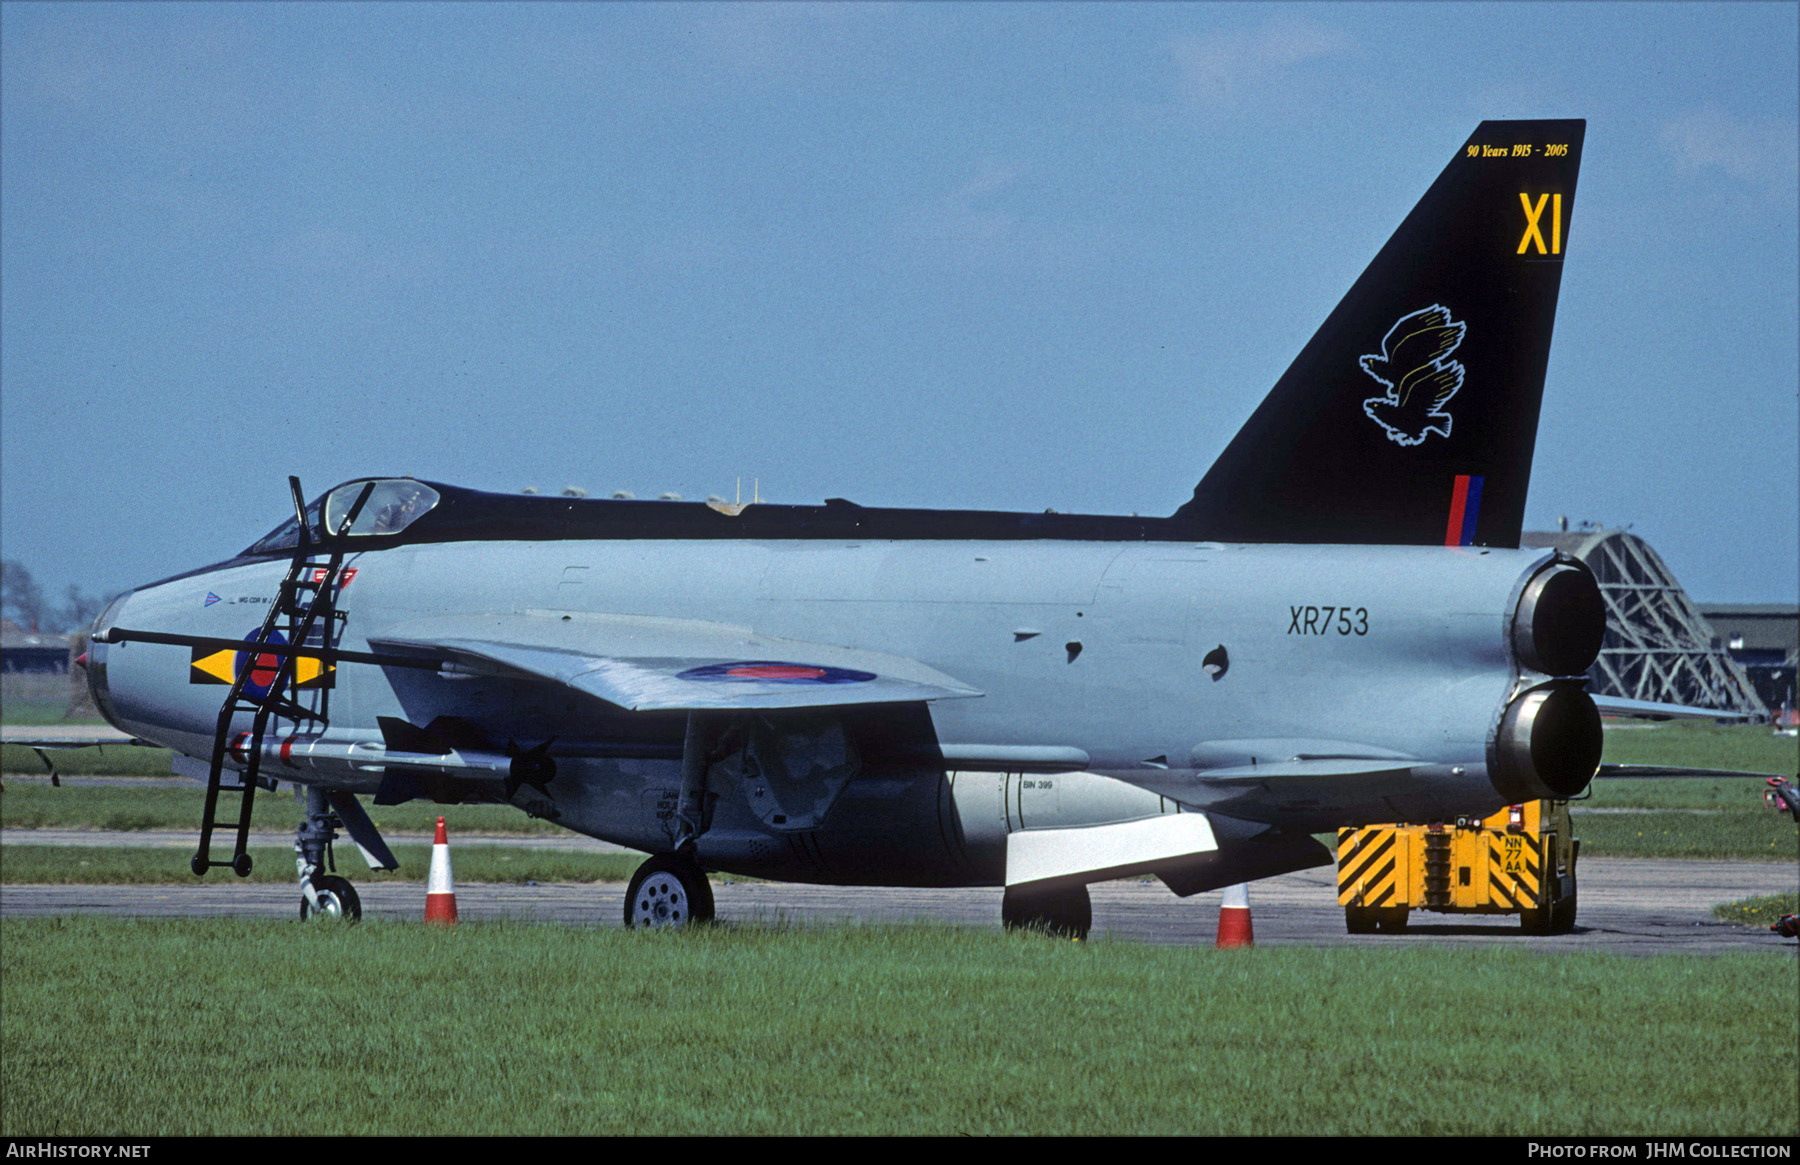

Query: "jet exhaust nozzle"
(1512, 558), (1605, 677)
(1492, 685), (1602, 801)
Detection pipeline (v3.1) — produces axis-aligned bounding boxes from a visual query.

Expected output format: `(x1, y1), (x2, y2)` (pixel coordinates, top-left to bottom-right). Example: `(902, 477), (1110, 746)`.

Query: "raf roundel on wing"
(677, 661), (879, 685)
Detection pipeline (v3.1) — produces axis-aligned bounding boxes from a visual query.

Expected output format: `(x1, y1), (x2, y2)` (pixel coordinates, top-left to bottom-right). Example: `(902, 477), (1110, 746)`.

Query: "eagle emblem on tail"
(1359, 305), (1466, 447)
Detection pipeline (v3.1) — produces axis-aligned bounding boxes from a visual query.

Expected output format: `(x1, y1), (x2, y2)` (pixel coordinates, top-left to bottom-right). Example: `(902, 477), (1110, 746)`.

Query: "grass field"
(0, 775), (564, 835)
(1570, 806), (1799, 861)
(1, 741), (173, 778)
(0, 694), (92, 726)
(0, 843), (645, 885)
(1597, 719), (1797, 775)
(3, 715), (1794, 1138)
(1713, 893), (1798, 927)
(1, 917), (1793, 1137)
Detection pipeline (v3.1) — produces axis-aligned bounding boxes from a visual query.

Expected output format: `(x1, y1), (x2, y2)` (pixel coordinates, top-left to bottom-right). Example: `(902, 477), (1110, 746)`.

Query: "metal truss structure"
(1522, 528), (1768, 720)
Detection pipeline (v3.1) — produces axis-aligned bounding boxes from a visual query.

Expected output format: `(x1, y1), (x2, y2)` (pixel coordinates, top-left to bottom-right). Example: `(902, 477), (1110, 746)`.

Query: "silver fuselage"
(92, 537), (1554, 885)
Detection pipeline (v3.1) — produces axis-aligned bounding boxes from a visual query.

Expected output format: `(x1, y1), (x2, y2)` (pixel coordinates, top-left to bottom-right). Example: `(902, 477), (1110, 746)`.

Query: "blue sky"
(3, 2), (1796, 607)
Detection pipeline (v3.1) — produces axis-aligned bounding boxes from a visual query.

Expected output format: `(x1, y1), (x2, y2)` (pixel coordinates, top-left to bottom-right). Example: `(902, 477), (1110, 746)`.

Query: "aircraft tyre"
(624, 854), (715, 928)
(300, 875), (361, 923)
(1345, 906), (1377, 934)
(1002, 884), (1091, 941)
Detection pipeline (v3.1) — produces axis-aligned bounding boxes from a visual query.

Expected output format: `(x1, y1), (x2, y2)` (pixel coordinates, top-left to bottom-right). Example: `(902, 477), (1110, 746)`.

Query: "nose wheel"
(624, 854), (715, 928)
(294, 786), (361, 922)
(300, 874), (361, 922)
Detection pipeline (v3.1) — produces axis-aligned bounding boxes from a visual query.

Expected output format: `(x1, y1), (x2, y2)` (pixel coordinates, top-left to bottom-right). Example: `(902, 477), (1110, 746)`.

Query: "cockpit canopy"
(227, 475), (1182, 554)
(243, 479), (441, 555)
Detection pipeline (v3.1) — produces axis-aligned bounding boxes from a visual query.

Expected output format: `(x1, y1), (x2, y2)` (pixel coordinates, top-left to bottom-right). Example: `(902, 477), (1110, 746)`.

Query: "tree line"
(1, 559), (111, 636)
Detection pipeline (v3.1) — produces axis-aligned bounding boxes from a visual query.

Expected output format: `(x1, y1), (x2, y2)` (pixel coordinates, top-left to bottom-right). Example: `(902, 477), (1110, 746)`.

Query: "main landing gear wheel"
(624, 854), (715, 928)
(300, 874), (361, 923)
(1002, 884), (1092, 941)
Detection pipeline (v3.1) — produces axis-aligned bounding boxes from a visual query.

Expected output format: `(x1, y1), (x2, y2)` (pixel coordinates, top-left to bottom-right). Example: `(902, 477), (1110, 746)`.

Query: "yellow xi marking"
(1517, 192), (1562, 255)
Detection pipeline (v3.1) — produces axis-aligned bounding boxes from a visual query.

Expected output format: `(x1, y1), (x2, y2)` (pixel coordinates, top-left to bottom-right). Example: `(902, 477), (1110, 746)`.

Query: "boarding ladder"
(191, 480), (374, 877)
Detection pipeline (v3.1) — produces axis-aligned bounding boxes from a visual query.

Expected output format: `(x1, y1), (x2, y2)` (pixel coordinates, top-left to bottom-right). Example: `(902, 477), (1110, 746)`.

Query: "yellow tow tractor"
(1336, 799), (1578, 934)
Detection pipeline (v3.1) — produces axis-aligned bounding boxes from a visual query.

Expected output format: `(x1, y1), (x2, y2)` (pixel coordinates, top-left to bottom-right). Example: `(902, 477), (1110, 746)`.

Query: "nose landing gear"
(296, 786), (362, 923)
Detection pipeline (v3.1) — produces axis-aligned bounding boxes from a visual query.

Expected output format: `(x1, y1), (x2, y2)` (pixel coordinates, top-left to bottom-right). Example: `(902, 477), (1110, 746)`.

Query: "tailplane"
(1175, 119), (1585, 547)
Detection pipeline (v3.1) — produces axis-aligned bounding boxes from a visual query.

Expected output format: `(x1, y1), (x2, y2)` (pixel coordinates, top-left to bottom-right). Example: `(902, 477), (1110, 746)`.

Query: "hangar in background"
(1698, 602), (1799, 719)
(0, 620), (71, 674)
(1521, 527), (1770, 720)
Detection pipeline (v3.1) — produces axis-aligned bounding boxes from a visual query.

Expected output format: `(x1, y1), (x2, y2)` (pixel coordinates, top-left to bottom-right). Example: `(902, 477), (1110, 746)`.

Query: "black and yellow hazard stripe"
(1484, 830), (1543, 909)
(1337, 827), (1403, 907)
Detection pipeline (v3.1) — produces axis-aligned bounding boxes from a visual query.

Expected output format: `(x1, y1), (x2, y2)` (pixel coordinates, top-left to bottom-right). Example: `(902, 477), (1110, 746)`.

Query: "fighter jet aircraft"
(81, 119), (1620, 934)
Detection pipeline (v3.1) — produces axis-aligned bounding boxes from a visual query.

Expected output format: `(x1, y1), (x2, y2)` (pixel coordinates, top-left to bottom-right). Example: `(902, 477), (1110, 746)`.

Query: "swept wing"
(368, 611), (983, 712)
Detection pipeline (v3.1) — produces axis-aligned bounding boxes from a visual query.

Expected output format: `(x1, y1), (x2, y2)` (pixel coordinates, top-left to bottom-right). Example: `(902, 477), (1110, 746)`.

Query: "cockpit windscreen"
(242, 480), (441, 555)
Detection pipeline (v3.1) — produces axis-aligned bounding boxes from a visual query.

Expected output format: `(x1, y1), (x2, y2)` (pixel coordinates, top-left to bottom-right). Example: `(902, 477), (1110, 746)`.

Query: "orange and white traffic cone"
(424, 816), (458, 925)
(1216, 882), (1253, 948)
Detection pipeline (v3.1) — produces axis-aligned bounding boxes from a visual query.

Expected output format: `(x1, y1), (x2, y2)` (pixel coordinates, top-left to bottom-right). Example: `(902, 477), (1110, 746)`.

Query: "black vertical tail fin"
(1174, 119), (1585, 548)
